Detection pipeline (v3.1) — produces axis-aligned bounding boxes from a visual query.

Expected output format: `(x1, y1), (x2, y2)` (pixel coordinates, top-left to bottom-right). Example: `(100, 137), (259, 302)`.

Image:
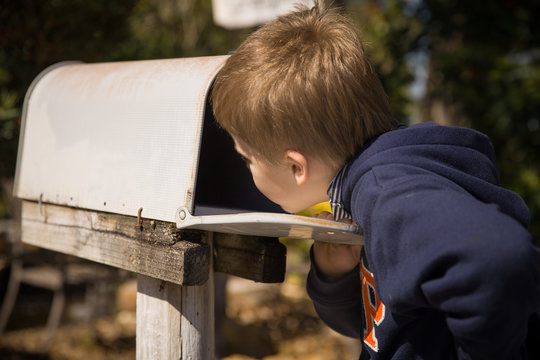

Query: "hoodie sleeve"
(360, 176), (540, 359)
(306, 247), (364, 339)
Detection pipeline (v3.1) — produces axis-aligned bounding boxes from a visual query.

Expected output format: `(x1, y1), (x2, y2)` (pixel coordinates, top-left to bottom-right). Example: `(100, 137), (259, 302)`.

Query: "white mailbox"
(15, 56), (363, 244)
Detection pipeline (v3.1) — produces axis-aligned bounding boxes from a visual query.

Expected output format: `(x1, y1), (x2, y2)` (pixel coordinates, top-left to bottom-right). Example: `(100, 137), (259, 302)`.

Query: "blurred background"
(0, 0), (539, 359)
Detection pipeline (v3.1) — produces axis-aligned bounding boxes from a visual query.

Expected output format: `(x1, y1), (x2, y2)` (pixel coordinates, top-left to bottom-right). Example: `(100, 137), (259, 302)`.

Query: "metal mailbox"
(14, 56), (363, 244)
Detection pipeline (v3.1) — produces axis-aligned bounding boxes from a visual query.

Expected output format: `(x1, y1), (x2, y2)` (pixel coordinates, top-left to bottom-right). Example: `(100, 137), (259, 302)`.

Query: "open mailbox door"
(15, 56), (363, 246)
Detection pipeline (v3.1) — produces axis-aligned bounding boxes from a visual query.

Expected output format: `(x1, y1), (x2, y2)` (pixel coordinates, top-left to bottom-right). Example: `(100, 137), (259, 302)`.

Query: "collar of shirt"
(326, 125), (405, 222)
(326, 163), (352, 221)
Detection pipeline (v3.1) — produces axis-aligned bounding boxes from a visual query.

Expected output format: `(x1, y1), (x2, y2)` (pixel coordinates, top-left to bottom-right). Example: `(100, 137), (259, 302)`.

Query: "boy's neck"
(305, 156), (339, 205)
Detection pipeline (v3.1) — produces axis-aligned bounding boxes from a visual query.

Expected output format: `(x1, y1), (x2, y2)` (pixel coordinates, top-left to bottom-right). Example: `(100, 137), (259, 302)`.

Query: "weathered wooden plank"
(21, 200), (289, 285)
(214, 233), (286, 283)
(21, 200), (209, 286)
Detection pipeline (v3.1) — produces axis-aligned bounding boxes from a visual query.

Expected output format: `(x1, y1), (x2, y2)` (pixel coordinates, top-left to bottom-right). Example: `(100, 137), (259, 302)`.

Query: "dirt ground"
(0, 253), (361, 360)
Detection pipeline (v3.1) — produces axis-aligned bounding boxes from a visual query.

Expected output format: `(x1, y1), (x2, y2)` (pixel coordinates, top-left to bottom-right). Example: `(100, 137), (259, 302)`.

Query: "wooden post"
(136, 276), (182, 358)
(136, 233), (214, 360)
(181, 231), (214, 359)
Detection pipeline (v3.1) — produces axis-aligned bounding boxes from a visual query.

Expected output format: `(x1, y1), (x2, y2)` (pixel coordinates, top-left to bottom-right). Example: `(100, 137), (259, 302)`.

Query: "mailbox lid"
(178, 207), (364, 245)
(15, 56), (228, 223)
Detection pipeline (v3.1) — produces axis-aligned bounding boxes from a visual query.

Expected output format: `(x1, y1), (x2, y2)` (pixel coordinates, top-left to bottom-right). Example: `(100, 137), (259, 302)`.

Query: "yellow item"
(279, 201), (332, 250)
(295, 202), (332, 217)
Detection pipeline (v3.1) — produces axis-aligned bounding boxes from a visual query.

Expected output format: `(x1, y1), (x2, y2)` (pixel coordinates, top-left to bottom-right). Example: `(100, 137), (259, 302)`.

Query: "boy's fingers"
(313, 211), (355, 225)
(314, 211), (334, 220)
(313, 241), (363, 279)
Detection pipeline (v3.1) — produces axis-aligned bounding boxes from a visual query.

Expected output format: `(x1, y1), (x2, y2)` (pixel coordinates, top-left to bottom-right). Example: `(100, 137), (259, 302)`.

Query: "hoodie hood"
(341, 122), (530, 228)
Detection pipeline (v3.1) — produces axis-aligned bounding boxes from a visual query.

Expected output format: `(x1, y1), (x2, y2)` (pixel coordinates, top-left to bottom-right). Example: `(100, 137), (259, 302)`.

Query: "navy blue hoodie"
(307, 122), (540, 359)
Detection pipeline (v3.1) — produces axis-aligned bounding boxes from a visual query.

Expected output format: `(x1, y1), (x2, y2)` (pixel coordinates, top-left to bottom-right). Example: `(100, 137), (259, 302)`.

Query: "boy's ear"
(285, 150), (309, 186)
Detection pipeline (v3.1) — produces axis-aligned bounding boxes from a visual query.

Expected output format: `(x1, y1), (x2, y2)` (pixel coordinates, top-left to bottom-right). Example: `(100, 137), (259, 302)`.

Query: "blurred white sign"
(212, 0), (316, 29)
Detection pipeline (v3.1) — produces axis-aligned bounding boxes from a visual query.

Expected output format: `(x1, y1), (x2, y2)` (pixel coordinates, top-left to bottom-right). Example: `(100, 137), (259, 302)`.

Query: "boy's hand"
(312, 211), (362, 281)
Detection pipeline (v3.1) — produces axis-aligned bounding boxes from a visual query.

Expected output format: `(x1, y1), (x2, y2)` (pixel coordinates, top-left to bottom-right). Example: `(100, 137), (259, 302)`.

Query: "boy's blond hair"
(212, 4), (397, 170)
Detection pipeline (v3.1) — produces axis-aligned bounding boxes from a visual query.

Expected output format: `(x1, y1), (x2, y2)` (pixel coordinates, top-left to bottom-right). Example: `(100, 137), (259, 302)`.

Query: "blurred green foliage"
(348, 0), (423, 123)
(0, 0), (539, 244)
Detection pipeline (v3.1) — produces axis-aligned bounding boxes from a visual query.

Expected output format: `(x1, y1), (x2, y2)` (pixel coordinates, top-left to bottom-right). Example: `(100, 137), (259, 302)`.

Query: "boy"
(211, 4), (540, 359)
